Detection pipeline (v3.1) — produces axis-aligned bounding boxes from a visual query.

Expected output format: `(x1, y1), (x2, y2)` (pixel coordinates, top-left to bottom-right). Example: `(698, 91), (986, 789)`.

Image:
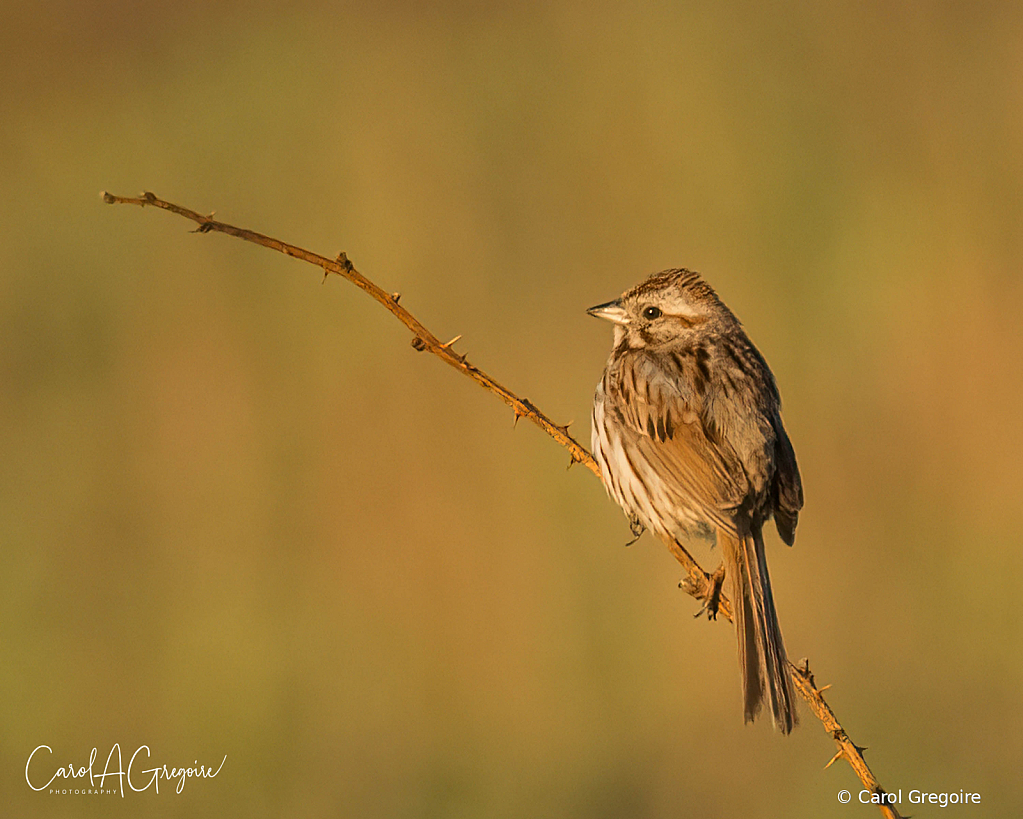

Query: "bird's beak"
(587, 299), (630, 325)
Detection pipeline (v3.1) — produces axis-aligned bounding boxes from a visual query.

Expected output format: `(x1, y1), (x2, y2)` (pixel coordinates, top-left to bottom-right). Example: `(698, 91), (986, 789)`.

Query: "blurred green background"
(2, 1), (1022, 817)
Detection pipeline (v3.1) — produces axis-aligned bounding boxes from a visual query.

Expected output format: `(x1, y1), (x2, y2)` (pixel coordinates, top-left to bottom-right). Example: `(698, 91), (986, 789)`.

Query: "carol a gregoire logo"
(26, 744), (226, 796)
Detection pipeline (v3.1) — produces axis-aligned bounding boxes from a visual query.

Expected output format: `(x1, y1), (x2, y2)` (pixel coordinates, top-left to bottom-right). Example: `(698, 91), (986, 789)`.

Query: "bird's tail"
(719, 528), (797, 733)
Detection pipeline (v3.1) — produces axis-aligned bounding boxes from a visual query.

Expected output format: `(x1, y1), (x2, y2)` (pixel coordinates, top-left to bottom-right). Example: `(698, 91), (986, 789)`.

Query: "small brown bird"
(588, 268), (802, 733)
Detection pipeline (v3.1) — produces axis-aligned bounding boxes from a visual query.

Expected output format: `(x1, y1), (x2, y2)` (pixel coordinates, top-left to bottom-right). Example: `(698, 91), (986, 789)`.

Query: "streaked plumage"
(589, 268), (802, 733)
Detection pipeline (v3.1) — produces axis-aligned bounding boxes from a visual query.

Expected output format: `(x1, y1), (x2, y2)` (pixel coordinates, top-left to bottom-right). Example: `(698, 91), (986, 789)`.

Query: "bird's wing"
(770, 413), (803, 545)
(608, 352), (750, 536)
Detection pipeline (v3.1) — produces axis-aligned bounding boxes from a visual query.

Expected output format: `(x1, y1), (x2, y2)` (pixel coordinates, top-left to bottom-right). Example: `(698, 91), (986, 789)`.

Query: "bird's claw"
(623, 515), (646, 547)
(693, 565), (726, 620)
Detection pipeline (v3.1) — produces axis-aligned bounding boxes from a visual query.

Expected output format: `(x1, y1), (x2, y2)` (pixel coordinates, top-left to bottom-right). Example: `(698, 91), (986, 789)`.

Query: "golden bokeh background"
(2, 2), (1022, 817)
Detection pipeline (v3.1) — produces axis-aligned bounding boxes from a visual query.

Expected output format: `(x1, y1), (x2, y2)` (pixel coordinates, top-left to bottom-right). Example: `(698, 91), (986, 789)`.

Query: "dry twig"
(103, 190), (904, 819)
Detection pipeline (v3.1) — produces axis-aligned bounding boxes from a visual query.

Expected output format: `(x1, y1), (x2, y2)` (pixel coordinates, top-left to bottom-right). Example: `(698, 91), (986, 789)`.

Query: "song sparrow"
(588, 268), (802, 733)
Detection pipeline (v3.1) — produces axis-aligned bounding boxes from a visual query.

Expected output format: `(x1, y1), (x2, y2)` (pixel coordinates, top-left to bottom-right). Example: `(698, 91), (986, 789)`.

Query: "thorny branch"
(103, 190), (904, 819)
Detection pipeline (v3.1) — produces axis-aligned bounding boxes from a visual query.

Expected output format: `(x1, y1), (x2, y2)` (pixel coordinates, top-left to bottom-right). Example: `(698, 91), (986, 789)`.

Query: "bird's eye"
(642, 306), (662, 320)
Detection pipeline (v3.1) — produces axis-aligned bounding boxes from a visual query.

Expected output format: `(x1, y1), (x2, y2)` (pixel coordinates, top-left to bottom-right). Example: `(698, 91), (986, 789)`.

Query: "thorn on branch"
(410, 336), (427, 352)
(335, 251), (354, 272)
(390, 292), (401, 303)
(440, 334), (462, 350)
(795, 658), (815, 688)
(824, 749), (844, 770)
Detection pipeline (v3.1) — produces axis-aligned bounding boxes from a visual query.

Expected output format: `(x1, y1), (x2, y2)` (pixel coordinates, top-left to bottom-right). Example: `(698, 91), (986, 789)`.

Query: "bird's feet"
(623, 515), (646, 547)
(691, 564), (726, 620)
